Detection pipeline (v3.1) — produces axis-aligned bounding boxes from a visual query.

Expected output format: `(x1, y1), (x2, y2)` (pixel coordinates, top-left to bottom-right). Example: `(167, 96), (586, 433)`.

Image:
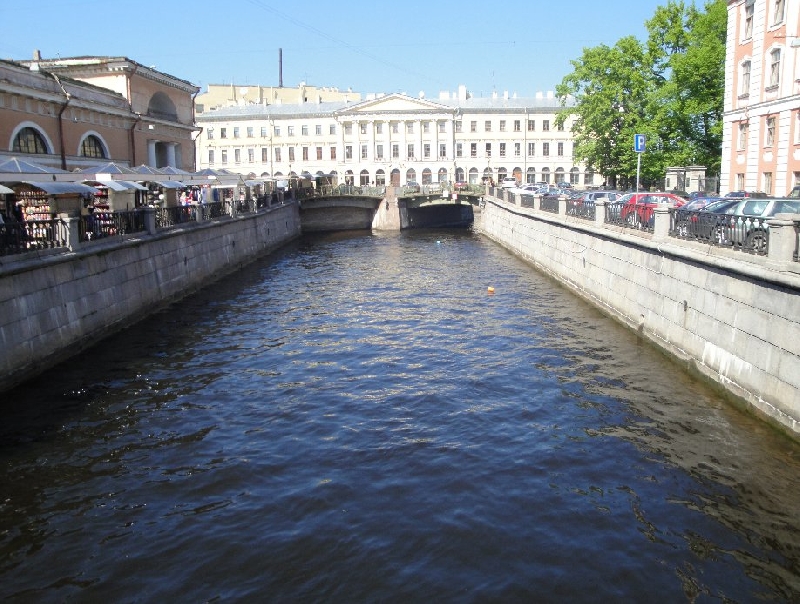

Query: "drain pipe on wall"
(51, 73), (71, 170)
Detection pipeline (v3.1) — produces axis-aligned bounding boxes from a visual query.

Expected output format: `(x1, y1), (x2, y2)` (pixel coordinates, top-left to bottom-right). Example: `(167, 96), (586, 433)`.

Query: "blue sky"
(2, 0), (675, 99)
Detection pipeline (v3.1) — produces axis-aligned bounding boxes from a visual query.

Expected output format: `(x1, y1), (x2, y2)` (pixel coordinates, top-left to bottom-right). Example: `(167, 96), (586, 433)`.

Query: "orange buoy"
(487, 286), (495, 294)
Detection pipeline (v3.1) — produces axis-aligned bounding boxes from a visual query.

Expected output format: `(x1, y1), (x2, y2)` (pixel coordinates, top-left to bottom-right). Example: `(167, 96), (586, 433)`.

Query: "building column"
(166, 143), (177, 168)
(147, 140), (157, 167)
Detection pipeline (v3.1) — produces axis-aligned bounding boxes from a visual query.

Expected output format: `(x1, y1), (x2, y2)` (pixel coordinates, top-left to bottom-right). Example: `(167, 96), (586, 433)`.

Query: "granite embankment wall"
(0, 204), (301, 392)
(476, 195), (800, 439)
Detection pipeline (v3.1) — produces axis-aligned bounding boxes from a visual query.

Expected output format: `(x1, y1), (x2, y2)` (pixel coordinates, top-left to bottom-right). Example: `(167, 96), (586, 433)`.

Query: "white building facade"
(721, 0), (800, 196)
(195, 87), (594, 188)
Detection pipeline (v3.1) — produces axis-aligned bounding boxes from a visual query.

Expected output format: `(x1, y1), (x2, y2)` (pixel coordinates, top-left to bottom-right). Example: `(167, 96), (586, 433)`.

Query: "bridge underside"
(298, 193), (477, 232)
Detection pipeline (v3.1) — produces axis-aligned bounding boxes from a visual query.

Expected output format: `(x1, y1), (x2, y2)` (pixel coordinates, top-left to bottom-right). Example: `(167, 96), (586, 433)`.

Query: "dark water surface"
(1, 229), (799, 603)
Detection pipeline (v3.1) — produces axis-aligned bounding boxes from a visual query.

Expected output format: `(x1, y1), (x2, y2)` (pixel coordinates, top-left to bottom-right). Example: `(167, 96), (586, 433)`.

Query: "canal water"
(1, 229), (799, 603)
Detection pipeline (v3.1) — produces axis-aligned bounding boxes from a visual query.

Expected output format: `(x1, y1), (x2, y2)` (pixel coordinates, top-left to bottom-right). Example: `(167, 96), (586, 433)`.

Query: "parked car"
(788, 186), (800, 198)
(674, 197), (735, 239)
(727, 198), (800, 252)
(724, 190), (769, 199)
(404, 181), (420, 192)
(501, 177), (519, 189)
(619, 192), (686, 227)
(571, 190), (623, 217)
(453, 181), (469, 191)
(557, 181), (573, 189)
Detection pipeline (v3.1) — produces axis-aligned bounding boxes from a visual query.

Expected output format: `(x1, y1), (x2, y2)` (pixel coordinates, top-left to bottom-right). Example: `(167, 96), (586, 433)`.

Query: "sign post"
(634, 134), (646, 193)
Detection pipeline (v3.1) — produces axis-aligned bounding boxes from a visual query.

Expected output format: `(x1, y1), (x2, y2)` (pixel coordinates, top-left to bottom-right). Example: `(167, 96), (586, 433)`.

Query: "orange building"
(1, 52), (199, 173)
(721, 0), (800, 196)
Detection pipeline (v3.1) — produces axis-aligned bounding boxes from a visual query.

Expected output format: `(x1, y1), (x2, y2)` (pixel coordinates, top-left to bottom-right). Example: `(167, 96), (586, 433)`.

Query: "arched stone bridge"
(296, 184), (482, 232)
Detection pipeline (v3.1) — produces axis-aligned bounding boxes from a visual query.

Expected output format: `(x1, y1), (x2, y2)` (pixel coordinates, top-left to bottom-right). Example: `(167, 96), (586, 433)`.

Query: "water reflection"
(1, 229), (799, 602)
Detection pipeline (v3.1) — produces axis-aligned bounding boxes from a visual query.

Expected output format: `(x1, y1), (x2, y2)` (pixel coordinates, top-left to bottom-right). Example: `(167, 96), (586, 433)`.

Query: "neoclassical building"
(721, 0), (800, 196)
(1, 52), (199, 173)
(195, 85), (593, 187)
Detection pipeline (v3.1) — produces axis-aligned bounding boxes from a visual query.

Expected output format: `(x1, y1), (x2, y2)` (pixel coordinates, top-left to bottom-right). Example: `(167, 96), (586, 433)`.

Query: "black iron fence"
(0, 218), (69, 255)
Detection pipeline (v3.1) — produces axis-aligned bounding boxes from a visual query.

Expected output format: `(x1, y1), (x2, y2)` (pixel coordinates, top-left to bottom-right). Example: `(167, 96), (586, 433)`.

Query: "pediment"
(338, 93), (450, 115)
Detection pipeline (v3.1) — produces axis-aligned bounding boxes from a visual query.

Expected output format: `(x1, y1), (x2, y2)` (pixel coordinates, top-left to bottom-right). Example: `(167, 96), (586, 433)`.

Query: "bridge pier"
(372, 186), (403, 231)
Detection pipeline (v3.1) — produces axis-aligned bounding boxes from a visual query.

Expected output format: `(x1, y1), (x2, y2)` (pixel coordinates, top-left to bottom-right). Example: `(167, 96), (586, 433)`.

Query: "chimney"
(278, 48), (283, 88)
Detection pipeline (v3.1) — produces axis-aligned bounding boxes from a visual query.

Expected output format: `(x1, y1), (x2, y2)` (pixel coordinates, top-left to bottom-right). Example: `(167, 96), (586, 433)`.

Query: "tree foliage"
(556, 0), (726, 189)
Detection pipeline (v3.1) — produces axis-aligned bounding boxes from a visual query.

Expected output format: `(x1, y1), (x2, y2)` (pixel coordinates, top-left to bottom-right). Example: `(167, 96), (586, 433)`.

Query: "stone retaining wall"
(0, 204), (301, 391)
(477, 195), (800, 438)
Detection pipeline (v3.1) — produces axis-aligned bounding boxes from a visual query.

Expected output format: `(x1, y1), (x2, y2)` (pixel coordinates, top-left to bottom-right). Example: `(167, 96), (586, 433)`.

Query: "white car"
(501, 177), (518, 189)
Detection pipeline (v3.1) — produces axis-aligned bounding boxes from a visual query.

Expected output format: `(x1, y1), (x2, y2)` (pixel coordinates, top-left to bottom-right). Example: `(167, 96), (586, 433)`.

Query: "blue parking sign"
(634, 134), (646, 153)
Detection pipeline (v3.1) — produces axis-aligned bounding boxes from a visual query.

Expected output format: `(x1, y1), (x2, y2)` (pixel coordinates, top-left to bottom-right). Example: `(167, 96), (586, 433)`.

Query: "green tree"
(556, 0), (726, 189)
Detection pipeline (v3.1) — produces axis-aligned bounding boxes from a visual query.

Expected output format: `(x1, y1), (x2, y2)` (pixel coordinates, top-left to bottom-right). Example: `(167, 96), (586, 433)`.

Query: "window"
(456, 143), (463, 158)
(221, 149), (228, 164)
(287, 126), (294, 137)
(773, 0), (785, 24)
(329, 124), (336, 135)
(769, 49), (781, 88)
(13, 126), (48, 154)
(392, 144), (399, 159)
(316, 125), (322, 136)
(499, 143), (506, 157)
(275, 148), (281, 162)
(207, 128), (214, 140)
(376, 144), (383, 160)
(528, 142), (535, 156)
(484, 120), (492, 132)
(485, 143), (491, 157)
(557, 142), (564, 156)
(514, 143), (520, 157)
(260, 127), (268, 137)
(499, 120), (506, 132)
(438, 121), (446, 133)
(470, 121), (477, 133)
(220, 127), (227, 139)
(80, 135), (106, 159)
(744, 2), (754, 39)
(439, 143), (446, 158)
(423, 143), (431, 158)
(360, 123), (367, 135)
(470, 143), (477, 157)
(737, 173), (745, 190)
(288, 148), (295, 161)
(274, 126), (281, 136)
(376, 123), (383, 135)
(543, 143), (550, 156)
(345, 145), (352, 160)
(246, 127), (254, 138)
(208, 150), (215, 164)
(344, 123), (352, 135)
(455, 121), (462, 133)
(514, 120), (521, 132)
(262, 147), (268, 162)
(542, 120), (550, 132)
(423, 122), (430, 133)
(557, 121), (565, 132)
(527, 120), (535, 131)
(302, 125), (309, 136)
(316, 147), (323, 160)
(407, 144), (414, 159)
(740, 61), (751, 96)
(361, 144), (367, 159)
(392, 122), (399, 134)
(763, 172), (773, 195)
(302, 147), (309, 161)
(738, 122), (748, 150)
(766, 117), (776, 146)
(233, 127), (240, 138)
(407, 122), (414, 134)
(247, 148), (254, 162)
(330, 147), (336, 160)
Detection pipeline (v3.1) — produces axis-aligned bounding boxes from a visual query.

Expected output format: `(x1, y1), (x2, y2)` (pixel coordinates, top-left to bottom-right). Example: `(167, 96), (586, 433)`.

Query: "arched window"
(437, 167), (448, 183)
(468, 167), (479, 184)
(360, 169), (370, 186)
(13, 126), (48, 154)
(80, 135), (107, 159)
(526, 167), (536, 183)
(421, 168), (432, 184)
(405, 169), (416, 183)
(375, 169), (385, 186)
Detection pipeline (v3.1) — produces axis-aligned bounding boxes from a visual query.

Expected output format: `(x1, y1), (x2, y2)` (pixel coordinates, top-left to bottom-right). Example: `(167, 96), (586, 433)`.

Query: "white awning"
(24, 181), (99, 195)
(96, 180), (148, 192)
(159, 181), (186, 189)
(0, 184), (13, 194)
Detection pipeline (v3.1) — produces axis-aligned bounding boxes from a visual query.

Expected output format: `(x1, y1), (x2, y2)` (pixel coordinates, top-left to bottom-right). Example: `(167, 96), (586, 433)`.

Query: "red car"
(619, 192), (686, 227)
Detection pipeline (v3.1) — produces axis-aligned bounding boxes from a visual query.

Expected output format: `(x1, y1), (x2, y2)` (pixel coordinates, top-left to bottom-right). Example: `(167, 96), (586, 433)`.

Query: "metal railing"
(1, 218), (69, 255)
(670, 209), (775, 255)
(81, 209), (146, 241)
